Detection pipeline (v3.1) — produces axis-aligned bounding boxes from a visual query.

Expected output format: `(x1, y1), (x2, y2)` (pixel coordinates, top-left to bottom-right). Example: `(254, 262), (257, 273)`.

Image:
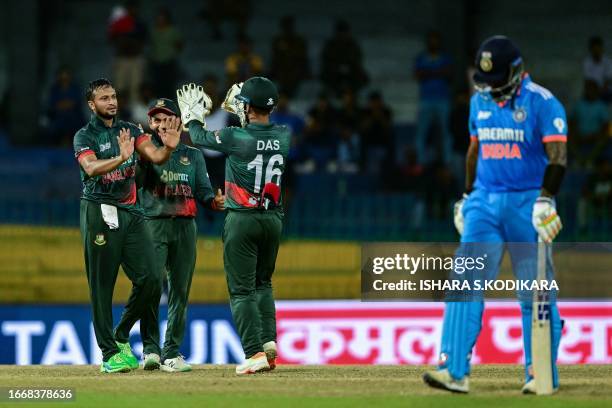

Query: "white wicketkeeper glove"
(222, 82), (247, 126)
(176, 83), (213, 130)
(453, 193), (469, 235)
(532, 196), (562, 243)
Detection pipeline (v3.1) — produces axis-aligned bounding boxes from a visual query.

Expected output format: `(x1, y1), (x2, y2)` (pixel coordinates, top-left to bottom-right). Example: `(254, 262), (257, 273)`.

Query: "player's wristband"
(542, 164), (565, 196)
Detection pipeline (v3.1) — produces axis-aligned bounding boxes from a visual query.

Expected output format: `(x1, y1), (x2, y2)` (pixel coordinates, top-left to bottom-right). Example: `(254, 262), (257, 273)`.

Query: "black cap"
(147, 98), (180, 117)
(473, 36), (522, 85)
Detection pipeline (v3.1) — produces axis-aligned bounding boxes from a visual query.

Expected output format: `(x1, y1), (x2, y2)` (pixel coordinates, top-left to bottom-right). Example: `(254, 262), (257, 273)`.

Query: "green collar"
(246, 122), (274, 130)
(90, 115), (118, 130)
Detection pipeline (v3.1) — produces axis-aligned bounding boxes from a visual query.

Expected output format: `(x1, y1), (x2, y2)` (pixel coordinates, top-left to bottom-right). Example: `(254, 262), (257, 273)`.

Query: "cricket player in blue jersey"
(423, 36), (567, 394)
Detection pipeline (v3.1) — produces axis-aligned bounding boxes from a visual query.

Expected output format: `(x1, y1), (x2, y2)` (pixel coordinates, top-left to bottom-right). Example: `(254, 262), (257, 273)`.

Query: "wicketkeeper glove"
(176, 83), (213, 130)
(532, 196), (562, 243)
(453, 193), (469, 235)
(222, 82), (247, 126)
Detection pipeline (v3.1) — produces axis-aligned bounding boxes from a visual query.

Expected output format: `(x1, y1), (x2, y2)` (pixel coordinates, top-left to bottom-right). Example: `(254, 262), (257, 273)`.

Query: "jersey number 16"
(247, 154), (284, 193)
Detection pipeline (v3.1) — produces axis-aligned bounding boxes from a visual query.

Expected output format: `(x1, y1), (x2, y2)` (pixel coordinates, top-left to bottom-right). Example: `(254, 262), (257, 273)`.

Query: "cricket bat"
(531, 237), (554, 395)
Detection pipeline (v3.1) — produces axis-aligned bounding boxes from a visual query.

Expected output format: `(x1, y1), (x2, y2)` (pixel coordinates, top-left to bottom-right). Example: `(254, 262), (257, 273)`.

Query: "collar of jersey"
(496, 72), (531, 108)
(90, 114), (119, 130)
(246, 122), (274, 129)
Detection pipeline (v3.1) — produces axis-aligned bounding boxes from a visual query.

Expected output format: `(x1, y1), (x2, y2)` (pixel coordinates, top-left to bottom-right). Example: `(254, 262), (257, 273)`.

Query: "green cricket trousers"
(146, 217), (197, 360)
(80, 200), (162, 361)
(223, 210), (283, 358)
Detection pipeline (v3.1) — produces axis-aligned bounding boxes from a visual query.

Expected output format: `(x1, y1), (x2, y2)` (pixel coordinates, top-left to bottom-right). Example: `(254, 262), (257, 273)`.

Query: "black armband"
(542, 164), (566, 196)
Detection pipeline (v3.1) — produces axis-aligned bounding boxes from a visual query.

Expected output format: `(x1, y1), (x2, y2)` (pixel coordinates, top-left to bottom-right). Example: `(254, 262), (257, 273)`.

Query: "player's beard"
(94, 105), (117, 120)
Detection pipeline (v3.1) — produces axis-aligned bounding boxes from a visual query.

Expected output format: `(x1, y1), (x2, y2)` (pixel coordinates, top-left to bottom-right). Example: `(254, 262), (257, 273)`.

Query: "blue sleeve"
(537, 97), (568, 143)
(468, 95), (478, 140)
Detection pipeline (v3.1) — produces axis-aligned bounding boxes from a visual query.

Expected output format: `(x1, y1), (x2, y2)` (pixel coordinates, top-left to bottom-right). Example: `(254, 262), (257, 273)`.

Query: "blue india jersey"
(469, 74), (567, 192)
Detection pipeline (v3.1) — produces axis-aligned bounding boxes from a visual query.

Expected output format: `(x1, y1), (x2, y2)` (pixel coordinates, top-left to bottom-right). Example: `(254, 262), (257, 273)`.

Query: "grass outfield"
(0, 365), (610, 407)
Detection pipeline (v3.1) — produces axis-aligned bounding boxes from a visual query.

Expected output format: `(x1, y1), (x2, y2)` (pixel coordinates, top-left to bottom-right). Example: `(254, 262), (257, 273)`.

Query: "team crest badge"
(480, 51), (493, 72)
(94, 233), (106, 246)
(512, 107), (527, 123)
(179, 156), (191, 166)
(156, 99), (165, 107)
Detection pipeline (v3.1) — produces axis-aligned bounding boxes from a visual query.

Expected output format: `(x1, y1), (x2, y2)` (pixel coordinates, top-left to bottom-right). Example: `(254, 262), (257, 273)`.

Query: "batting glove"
(453, 193), (469, 236)
(176, 83), (212, 130)
(532, 197), (562, 243)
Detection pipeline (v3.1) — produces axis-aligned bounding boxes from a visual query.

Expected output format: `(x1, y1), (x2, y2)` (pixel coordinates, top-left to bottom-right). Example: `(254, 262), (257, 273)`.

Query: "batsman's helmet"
(237, 76), (279, 111)
(473, 36), (524, 102)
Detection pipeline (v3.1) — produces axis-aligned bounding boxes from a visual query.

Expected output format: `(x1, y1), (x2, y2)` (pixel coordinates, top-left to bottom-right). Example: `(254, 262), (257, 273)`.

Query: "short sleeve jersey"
(73, 115), (149, 213)
(468, 74), (568, 192)
(138, 134), (214, 218)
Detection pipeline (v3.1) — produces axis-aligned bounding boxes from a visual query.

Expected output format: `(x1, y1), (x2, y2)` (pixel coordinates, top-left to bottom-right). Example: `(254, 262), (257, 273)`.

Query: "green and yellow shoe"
(116, 341), (139, 370)
(100, 352), (132, 373)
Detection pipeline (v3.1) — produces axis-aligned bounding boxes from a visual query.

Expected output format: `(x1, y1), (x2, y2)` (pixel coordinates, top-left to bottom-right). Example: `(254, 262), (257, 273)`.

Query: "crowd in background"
(30, 0), (612, 222)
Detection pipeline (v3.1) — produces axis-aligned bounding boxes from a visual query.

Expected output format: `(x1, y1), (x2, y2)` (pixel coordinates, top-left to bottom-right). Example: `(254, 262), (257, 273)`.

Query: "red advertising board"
(275, 301), (612, 365)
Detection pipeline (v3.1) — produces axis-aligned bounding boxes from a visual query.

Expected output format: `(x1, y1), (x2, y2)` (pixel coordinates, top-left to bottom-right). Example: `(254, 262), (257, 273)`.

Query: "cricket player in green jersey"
(140, 98), (225, 372)
(176, 78), (290, 374)
(74, 78), (179, 373)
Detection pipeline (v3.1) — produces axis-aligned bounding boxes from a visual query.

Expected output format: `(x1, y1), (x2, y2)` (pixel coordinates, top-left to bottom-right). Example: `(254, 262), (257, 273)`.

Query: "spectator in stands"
(225, 34), (264, 85)
(130, 83), (155, 129)
(303, 92), (338, 170)
(335, 121), (361, 173)
(269, 15), (310, 97)
(423, 160), (458, 220)
(413, 30), (453, 165)
(396, 147), (424, 192)
(149, 7), (183, 99)
(570, 79), (611, 166)
(200, 0), (251, 40)
(360, 91), (393, 174)
(338, 88), (362, 126)
(579, 157), (612, 233)
(271, 92), (305, 138)
(108, 0), (148, 104)
(320, 20), (369, 96)
(44, 66), (84, 146)
(583, 36), (612, 102)
(450, 88), (471, 157)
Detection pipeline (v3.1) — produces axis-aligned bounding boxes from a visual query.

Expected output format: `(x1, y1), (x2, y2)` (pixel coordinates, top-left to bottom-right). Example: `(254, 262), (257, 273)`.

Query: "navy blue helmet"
(473, 36), (524, 102)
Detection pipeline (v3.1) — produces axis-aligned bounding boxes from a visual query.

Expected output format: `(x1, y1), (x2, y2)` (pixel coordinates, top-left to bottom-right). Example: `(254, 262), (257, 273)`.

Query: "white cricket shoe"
(161, 355), (192, 373)
(143, 353), (161, 370)
(235, 352), (270, 375)
(423, 369), (469, 393)
(521, 378), (558, 394)
(263, 341), (277, 370)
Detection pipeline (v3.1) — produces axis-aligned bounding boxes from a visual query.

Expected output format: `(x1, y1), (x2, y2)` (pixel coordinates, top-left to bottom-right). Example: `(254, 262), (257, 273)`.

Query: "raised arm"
(78, 129), (134, 177)
(136, 118), (180, 164)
